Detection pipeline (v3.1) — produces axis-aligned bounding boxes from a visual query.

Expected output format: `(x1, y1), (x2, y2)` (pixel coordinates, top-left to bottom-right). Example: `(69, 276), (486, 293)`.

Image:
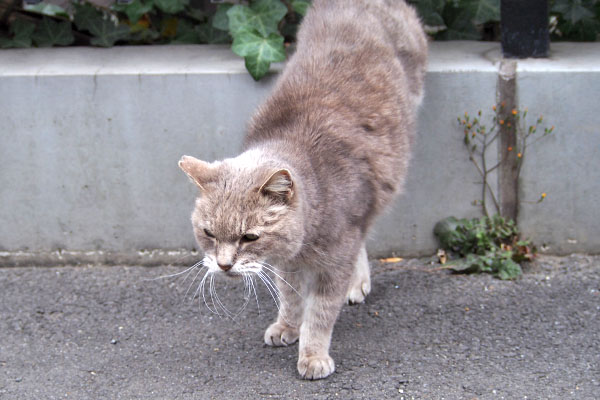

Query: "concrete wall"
(0, 42), (598, 265)
(516, 44), (600, 254)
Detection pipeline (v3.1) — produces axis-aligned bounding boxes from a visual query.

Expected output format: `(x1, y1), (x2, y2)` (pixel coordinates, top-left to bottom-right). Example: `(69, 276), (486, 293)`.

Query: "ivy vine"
(0, 0), (598, 80)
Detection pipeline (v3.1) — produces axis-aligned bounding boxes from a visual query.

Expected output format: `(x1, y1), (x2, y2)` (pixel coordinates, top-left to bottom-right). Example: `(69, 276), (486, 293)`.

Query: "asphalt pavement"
(1, 254), (598, 399)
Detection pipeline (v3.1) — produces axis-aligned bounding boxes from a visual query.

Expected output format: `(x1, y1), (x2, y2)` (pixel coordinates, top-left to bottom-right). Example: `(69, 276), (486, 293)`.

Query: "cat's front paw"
(264, 322), (299, 347)
(297, 354), (335, 380)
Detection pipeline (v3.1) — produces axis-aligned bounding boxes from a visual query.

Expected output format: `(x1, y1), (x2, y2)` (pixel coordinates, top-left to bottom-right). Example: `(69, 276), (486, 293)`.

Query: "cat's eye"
(241, 233), (259, 242)
(203, 228), (215, 238)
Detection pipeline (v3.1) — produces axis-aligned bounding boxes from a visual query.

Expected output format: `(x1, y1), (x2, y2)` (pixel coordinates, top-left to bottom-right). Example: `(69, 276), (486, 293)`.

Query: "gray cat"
(179, 0), (427, 380)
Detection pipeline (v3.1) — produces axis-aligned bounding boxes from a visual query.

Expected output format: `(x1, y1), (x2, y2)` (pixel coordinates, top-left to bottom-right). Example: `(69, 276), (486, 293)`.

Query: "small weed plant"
(458, 103), (553, 218)
(434, 215), (535, 280)
(434, 104), (554, 280)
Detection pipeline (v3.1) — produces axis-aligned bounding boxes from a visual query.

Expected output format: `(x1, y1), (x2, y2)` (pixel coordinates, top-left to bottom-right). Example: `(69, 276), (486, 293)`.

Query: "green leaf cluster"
(0, 16), (73, 48)
(2, 0), (599, 80)
(550, 0), (600, 41)
(434, 215), (536, 280)
(0, 0), (307, 79)
(227, 0), (287, 80)
(74, 2), (130, 47)
(409, 0), (500, 40)
(410, 0), (600, 41)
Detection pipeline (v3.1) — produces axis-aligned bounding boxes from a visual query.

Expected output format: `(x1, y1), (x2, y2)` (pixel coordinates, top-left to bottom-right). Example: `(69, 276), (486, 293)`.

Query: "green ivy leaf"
(113, 0), (154, 24)
(0, 37), (10, 48)
(160, 17), (178, 38)
(1, 19), (36, 48)
(129, 23), (161, 43)
(231, 29), (286, 80)
(73, 2), (102, 32)
(436, 4), (480, 40)
(73, 2), (130, 47)
(462, 0), (500, 25)
(31, 17), (74, 47)
(227, 0), (287, 37)
(552, 0), (595, 24)
(196, 21), (231, 44)
(557, 17), (600, 41)
(170, 19), (201, 44)
(291, 0), (311, 16)
(186, 7), (207, 22)
(89, 22), (131, 47)
(280, 19), (299, 39)
(412, 0), (446, 26)
(212, 3), (234, 31)
(154, 0), (189, 14)
(24, 2), (69, 18)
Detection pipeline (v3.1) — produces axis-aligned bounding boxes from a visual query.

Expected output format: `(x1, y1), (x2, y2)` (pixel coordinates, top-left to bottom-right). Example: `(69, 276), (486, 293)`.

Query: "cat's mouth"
(212, 261), (263, 279)
(222, 269), (243, 279)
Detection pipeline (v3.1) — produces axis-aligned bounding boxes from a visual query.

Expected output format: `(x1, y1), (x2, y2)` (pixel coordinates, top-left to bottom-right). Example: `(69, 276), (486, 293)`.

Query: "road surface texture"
(1, 255), (598, 399)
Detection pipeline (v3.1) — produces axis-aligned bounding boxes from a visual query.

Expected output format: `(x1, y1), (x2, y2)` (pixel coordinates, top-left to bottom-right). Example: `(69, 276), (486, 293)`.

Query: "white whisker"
(233, 273), (252, 317)
(158, 258), (295, 320)
(212, 278), (235, 320)
(184, 265), (208, 302)
(209, 275), (237, 320)
(258, 263), (303, 299)
(191, 268), (207, 302)
(144, 260), (204, 282)
(256, 271), (281, 313)
(199, 270), (218, 315)
(209, 274), (223, 318)
(258, 270), (287, 313)
(180, 260), (206, 288)
(243, 273), (252, 300)
(164, 251), (198, 268)
(261, 271), (288, 307)
(259, 261), (300, 274)
(249, 274), (261, 315)
(258, 271), (298, 326)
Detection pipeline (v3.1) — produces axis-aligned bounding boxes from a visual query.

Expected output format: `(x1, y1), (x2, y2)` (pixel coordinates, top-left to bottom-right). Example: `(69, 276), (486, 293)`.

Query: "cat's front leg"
(264, 271), (304, 347)
(297, 280), (347, 380)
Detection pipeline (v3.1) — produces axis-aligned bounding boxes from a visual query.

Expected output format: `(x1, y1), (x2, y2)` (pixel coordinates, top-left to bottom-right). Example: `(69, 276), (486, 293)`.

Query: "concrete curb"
(1, 42), (599, 265)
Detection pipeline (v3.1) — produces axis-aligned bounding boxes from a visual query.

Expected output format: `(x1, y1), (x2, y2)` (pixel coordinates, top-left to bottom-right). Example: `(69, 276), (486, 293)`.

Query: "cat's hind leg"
(346, 244), (371, 304)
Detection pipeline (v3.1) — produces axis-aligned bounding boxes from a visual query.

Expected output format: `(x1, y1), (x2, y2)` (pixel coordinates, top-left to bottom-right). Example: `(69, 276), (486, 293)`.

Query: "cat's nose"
(218, 262), (233, 272)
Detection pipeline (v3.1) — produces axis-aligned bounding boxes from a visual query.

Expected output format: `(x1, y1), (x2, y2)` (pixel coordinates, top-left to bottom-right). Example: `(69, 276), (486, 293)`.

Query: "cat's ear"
(259, 169), (294, 203)
(178, 155), (218, 191)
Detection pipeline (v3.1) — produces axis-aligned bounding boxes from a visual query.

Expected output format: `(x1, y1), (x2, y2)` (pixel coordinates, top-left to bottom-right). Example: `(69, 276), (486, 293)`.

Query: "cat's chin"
(219, 270), (243, 279)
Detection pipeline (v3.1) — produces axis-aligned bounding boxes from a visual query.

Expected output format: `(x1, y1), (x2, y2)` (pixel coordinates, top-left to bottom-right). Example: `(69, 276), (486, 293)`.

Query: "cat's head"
(179, 153), (304, 276)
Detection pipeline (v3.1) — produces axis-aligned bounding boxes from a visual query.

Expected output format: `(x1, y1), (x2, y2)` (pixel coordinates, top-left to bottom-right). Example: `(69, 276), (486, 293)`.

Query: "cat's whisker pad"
(173, 259), (276, 320)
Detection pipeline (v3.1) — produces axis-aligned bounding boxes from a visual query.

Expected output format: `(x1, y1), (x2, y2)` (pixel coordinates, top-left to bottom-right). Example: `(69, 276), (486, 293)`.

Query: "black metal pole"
(501, 0), (549, 58)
